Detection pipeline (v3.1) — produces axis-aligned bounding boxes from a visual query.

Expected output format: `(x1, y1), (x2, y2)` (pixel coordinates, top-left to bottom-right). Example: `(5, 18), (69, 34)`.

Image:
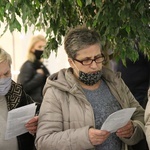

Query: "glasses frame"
(73, 54), (105, 66)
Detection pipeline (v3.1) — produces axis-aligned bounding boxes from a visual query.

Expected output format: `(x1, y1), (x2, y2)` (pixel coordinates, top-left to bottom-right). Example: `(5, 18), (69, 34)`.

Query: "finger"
(117, 132), (133, 138)
(94, 130), (110, 137)
(89, 128), (110, 145)
(117, 122), (133, 133)
(93, 134), (110, 145)
(27, 116), (38, 124)
(116, 127), (133, 138)
(25, 123), (37, 131)
(25, 123), (37, 129)
(27, 127), (37, 134)
(26, 126), (37, 130)
(118, 127), (133, 134)
(26, 121), (38, 126)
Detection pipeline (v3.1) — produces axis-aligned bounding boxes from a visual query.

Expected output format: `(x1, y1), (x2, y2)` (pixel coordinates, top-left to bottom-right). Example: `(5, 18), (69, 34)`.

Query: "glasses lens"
(82, 59), (92, 65)
(95, 56), (104, 63)
(75, 54), (105, 66)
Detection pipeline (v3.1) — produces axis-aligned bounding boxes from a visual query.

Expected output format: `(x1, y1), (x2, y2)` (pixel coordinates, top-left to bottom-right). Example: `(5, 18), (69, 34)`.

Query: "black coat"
(17, 60), (50, 103)
(116, 52), (149, 150)
(6, 81), (39, 150)
(116, 52), (150, 109)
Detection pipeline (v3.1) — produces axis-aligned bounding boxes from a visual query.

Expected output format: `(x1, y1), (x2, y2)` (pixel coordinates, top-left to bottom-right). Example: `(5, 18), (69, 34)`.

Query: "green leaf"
(5, 3), (11, 10)
(10, 18), (21, 32)
(95, 0), (102, 7)
(76, 0), (82, 7)
(0, 0), (149, 61)
(112, 0), (117, 4)
(86, 0), (92, 6)
(126, 26), (130, 34)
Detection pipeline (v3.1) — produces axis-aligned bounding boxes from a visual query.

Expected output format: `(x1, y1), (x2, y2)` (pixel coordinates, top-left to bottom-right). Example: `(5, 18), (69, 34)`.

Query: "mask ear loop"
(71, 59), (80, 77)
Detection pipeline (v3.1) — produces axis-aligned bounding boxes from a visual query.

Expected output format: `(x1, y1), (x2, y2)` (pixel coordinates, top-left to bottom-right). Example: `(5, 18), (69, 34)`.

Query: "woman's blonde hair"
(27, 35), (46, 62)
(0, 48), (12, 66)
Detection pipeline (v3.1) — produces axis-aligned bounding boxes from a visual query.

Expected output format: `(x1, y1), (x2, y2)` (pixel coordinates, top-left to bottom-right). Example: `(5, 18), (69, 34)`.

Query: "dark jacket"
(116, 52), (150, 109)
(116, 52), (150, 150)
(6, 80), (38, 150)
(17, 60), (50, 103)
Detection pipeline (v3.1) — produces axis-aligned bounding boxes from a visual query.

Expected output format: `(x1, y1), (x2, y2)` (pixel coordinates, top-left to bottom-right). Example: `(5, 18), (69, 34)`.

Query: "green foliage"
(0, 0), (149, 61)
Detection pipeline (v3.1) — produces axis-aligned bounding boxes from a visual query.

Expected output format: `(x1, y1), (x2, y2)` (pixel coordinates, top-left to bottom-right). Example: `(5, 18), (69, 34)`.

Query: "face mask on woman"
(0, 77), (11, 96)
(78, 70), (102, 86)
(34, 50), (43, 60)
(73, 62), (102, 86)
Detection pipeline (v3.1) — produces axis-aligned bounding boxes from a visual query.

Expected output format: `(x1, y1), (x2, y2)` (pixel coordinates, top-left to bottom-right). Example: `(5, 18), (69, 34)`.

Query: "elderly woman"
(0, 48), (38, 150)
(35, 26), (145, 150)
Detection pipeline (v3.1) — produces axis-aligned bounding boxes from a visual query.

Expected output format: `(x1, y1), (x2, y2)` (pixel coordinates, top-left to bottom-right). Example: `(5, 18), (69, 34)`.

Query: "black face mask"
(79, 70), (102, 85)
(34, 50), (43, 60)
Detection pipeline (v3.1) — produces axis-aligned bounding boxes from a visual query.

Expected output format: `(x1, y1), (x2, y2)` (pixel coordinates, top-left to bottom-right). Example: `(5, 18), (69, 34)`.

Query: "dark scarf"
(5, 80), (22, 111)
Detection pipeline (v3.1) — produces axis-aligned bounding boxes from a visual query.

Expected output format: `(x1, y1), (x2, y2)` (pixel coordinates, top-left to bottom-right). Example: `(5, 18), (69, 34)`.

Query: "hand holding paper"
(88, 128), (110, 146)
(5, 103), (37, 140)
(101, 108), (136, 133)
(116, 120), (135, 138)
(25, 115), (39, 135)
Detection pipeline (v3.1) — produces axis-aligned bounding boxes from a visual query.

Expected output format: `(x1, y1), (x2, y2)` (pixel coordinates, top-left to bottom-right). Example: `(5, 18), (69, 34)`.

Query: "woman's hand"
(36, 69), (44, 75)
(25, 116), (39, 135)
(88, 128), (110, 145)
(116, 120), (134, 138)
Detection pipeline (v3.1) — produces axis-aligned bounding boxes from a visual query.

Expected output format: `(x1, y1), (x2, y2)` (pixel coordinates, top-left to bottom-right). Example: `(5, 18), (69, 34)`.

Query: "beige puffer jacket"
(145, 88), (150, 149)
(35, 67), (145, 150)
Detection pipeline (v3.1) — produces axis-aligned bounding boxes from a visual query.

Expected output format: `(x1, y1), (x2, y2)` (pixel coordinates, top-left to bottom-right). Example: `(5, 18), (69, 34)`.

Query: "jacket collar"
(102, 67), (121, 84)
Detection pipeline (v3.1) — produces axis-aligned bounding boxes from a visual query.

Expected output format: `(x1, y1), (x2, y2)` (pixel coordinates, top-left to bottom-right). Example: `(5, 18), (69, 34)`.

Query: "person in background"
(35, 26), (145, 150)
(108, 49), (150, 150)
(145, 88), (150, 149)
(116, 52), (150, 150)
(109, 48), (150, 150)
(115, 51), (150, 109)
(17, 35), (50, 103)
(0, 48), (38, 150)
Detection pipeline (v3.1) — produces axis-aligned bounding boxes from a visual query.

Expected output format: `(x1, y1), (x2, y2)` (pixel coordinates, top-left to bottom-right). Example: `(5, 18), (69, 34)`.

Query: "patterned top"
(6, 80), (33, 111)
(83, 79), (122, 150)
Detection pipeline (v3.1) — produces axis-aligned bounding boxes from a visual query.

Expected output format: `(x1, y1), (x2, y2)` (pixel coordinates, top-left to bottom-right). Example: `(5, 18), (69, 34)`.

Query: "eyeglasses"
(73, 54), (105, 66)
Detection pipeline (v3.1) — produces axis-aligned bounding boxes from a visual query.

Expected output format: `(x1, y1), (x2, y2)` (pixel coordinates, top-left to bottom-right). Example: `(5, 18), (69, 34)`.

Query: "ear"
(30, 49), (35, 53)
(31, 48), (35, 53)
(68, 58), (75, 68)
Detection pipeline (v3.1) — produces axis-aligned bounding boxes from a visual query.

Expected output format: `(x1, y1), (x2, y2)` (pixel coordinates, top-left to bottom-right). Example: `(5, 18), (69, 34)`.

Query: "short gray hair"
(64, 26), (102, 59)
(0, 48), (12, 66)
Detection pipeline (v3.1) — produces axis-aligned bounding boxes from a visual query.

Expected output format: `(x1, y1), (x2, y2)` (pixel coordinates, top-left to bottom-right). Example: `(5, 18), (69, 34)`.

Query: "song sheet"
(5, 103), (37, 140)
(101, 108), (136, 133)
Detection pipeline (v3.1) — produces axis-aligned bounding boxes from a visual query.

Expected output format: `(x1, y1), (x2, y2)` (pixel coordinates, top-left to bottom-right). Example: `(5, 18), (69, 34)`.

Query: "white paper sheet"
(5, 103), (37, 140)
(101, 107), (136, 133)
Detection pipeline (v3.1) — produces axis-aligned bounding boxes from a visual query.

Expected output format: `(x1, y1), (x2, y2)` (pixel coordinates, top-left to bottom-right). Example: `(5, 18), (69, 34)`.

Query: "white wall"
(47, 44), (69, 74)
(0, 26), (69, 82)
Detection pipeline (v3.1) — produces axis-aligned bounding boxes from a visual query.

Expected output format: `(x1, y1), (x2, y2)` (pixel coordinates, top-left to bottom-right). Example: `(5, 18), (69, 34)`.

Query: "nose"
(90, 60), (98, 68)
